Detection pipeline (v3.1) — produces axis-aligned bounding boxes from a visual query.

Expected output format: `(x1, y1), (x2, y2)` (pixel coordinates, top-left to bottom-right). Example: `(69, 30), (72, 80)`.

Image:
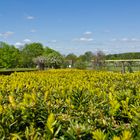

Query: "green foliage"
(0, 42), (20, 68)
(65, 53), (77, 67)
(74, 60), (87, 69)
(43, 47), (59, 56)
(23, 43), (44, 57)
(21, 43), (44, 67)
(106, 52), (140, 60)
(84, 51), (94, 62)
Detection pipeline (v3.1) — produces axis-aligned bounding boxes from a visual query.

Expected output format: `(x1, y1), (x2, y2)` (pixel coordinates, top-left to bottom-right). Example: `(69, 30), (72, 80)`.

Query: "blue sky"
(0, 0), (140, 55)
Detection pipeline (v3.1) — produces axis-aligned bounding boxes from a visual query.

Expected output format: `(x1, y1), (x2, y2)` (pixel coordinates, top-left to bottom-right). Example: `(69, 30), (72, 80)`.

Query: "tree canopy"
(0, 42), (20, 68)
(21, 43), (44, 67)
(106, 52), (140, 60)
(1, 41), (140, 70)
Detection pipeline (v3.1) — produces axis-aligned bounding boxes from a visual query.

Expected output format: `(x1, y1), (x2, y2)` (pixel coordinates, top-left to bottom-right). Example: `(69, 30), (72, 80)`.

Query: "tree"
(65, 53), (77, 67)
(33, 56), (46, 70)
(84, 51), (94, 62)
(0, 42), (20, 68)
(93, 51), (106, 70)
(106, 52), (140, 60)
(46, 52), (64, 68)
(78, 51), (94, 62)
(43, 47), (58, 56)
(21, 43), (44, 67)
(74, 60), (87, 69)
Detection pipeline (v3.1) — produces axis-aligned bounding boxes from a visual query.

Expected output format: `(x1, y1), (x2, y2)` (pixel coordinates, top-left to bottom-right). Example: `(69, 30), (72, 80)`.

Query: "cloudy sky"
(0, 0), (140, 55)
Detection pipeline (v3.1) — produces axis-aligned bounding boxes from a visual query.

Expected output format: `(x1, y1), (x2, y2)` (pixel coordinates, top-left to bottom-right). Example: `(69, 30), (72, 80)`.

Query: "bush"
(74, 60), (87, 69)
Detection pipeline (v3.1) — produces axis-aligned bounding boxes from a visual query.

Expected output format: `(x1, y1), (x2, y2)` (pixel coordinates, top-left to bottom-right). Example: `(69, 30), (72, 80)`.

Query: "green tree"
(84, 51), (94, 62)
(21, 43), (44, 67)
(0, 42), (20, 68)
(43, 47), (58, 56)
(65, 53), (77, 67)
(77, 51), (94, 69)
(106, 52), (140, 60)
(78, 51), (94, 62)
(74, 60), (87, 69)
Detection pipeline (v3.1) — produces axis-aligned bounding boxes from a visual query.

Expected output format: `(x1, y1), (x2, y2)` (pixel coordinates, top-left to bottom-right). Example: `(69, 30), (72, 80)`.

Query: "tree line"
(0, 42), (106, 69)
(0, 41), (139, 70)
(106, 52), (140, 60)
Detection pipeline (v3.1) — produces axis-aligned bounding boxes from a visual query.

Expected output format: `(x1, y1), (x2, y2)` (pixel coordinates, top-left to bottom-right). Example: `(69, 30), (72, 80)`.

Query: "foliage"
(0, 70), (140, 139)
(33, 56), (46, 70)
(43, 47), (59, 56)
(46, 52), (64, 68)
(92, 129), (107, 140)
(65, 53), (77, 67)
(83, 51), (94, 62)
(93, 51), (106, 70)
(106, 52), (140, 60)
(0, 42), (20, 68)
(74, 60), (87, 69)
(21, 43), (44, 67)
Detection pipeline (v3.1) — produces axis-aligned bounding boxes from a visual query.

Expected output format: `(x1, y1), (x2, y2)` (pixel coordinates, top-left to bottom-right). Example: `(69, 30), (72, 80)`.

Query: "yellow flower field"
(0, 69), (140, 139)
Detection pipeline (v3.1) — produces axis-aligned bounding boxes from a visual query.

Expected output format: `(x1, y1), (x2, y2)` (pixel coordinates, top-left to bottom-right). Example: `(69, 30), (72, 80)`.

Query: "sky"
(0, 0), (140, 55)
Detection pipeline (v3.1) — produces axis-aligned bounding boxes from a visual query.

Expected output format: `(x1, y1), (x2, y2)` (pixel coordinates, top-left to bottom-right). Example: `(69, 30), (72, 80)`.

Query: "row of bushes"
(0, 70), (140, 139)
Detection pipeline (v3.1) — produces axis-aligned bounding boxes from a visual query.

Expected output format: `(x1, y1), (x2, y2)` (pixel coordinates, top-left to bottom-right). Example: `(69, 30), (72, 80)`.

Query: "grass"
(0, 68), (38, 75)
(0, 68), (37, 72)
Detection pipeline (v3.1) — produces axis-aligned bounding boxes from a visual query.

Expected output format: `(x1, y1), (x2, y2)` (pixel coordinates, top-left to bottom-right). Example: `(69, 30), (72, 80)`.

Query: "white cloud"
(15, 39), (32, 47)
(131, 38), (139, 42)
(73, 31), (94, 43)
(73, 37), (93, 42)
(79, 37), (93, 42)
(26, 16), (35, 20)
(80, 38), (87, 41)
(121, 38), (129, 42)
(23, 39), (32, 43)
(0, 31), (14, 38)
(84, 31), (92, 35)
(120, 37), (140, 42)
(110, 37), (140, 43)
(15, 42), (24, 46)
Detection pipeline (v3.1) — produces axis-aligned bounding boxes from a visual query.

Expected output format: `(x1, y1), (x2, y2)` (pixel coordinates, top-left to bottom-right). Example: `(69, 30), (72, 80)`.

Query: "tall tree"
(0, 42), (20, 68)
(33, 56), (46, 70)
(43, 47), (58, 56)
(93, 51), (106, 69)
(21, 43), (44, 67)
(65, 53), (77, 67)
(84, 51), (94, 62)
(46, 52), (64, 68)
(78, 51), (94, 62)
